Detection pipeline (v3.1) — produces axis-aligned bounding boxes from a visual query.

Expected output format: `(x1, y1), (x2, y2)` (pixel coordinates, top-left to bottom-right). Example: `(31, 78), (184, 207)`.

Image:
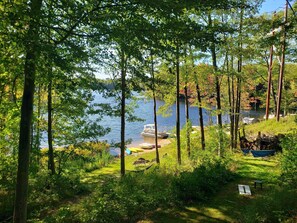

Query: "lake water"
(95, 94), (265, 146)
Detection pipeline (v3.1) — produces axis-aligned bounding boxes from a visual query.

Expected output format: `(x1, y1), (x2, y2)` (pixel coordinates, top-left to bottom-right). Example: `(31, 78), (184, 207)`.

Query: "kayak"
(125, 148), (132, 155)
(129, 147), (144, 153)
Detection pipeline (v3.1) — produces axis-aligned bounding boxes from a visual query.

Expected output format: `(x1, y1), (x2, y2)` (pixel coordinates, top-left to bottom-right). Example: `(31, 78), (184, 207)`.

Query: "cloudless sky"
(260, 0), (294, 14)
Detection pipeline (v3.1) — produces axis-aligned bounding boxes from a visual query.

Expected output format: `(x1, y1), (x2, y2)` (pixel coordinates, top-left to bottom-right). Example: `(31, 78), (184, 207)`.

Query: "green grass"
(35, 149), (296, 223)
(39, 148), (283, 223)
(244, 115), (297, 138)
(141, 153), (281, 223)
(29, 115), (297, 222)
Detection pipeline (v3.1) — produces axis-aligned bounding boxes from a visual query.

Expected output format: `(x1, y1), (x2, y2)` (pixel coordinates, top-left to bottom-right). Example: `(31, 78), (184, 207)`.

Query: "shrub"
(76, 158), (234, 223)
(174, 159), (234, 202)
(0, 151), (17, 191)
(0, 152), (17, 221)
(43, 207), (80, 223)
(28, 171), (88, 218)
(77, 167), (177, 223)
(280, 132), (297, 187)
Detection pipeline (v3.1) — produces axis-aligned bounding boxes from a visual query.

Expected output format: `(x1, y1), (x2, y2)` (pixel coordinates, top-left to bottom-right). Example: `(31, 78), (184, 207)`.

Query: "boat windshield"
(144, 124), (155, 131)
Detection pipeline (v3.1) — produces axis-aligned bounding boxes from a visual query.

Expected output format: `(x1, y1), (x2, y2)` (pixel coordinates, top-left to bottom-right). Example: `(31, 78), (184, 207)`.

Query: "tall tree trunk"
(184, 60), (190, 158)
(14, 0), (43, 222)
(120, 49), (126, 176)
(34, 84), (42, 166)
(176, 41), (181, 165)
(265, 46), (274, 120)
(234, 78), (241, 148)
(151, 51), (160, 164)
(234, 2), (244, 148)
(211, 43), (223, 156)
(210, 43), (222, 127)
(30, 85), (40, 172)
(189, 46), (205, 151)
(276, 1), (288, 121)
(209, 13), (222, 156)
(271, 82), (277, 115)
(226, 54), (234, 150)
(195, 81), (205, 150)
(47, 71), (55, 175)
(185, 84), (190, 157)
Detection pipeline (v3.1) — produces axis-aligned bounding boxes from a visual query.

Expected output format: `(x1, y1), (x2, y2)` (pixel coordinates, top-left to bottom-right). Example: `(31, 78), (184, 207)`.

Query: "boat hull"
(141, 132), (168, 139)
(129, 147), (144, 153)
(139, 143), (154, 149)
(241, 149), (250, 155)
(251, 150), (276, 157)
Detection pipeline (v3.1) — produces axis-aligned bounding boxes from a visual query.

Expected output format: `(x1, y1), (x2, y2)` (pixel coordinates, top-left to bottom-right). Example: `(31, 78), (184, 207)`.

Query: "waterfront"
(95, 94), (265, 146)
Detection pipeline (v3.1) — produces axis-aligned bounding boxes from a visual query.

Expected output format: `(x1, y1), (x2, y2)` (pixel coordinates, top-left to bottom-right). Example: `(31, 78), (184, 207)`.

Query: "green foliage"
(28, 171), (88, 217)
(174, 159), (234, 202)
(44, 207), (78, 223)
(280, 132), (297, 187)
(78, 167), (177, 223)
(0, 152), (16, 221)
(45, 157), (234, 223)
(205, 126), (230, 154)
(40, 142), (111, 174)
(241, 188), (297, 223)
(84, 149), (112, 172)
(0, 151), (17, 190)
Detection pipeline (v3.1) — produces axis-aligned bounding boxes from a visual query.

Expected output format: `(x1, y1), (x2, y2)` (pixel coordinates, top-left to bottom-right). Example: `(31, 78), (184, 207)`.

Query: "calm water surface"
(95, 94), (264, 146)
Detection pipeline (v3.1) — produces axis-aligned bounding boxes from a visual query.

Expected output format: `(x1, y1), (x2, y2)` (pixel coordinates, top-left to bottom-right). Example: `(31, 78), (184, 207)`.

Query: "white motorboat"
(141, 124), (169, 139)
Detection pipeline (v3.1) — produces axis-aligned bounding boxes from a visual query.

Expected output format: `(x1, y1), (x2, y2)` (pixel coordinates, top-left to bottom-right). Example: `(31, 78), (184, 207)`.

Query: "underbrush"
(241, 188), (297, 223)
(28, 171), (89, 217)
(0, 171), (88, 222)
(45, 156), (235, 223)
(175, 159), (235, 202)
(280, 131), (297, 187)
(0, 142), (111, 222)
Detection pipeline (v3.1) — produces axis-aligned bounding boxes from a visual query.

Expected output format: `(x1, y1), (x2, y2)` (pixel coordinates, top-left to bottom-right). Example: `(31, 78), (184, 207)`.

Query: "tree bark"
(151, 51), (160, 164)
(33, 84), (42, 166)
(184, 66), (190, 158)
(14, 0), (43, 222)
(196, 81), (205, 150)
(276, 1), (288, 121)
(47, 71), (55, 175)
(209, 13), (222, 157)
(176, 41), (181, 165)
(189, 46), (205, 151)
(265, 46), (274, 120)
(234, 2), (244, 148)
(226, 53), (234, 150)
(120, 49), (126, 176)
(234, 78), (241, 148)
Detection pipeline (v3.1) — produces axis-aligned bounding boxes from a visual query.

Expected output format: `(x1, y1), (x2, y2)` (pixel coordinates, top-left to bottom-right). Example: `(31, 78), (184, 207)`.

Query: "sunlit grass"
(244, 115), (297, 138)
(32, 116), (297, 222)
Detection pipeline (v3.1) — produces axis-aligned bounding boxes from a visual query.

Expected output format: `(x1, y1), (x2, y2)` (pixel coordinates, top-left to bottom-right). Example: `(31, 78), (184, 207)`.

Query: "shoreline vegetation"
(1, 115), (297, 222)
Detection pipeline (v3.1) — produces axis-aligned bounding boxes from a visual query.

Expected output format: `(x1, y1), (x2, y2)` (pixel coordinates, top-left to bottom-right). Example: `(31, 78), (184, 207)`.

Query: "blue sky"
(260, 0), (294, 14)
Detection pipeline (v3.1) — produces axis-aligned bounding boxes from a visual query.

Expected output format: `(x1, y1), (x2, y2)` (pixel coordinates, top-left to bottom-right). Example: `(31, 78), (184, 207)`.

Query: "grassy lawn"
(139, 154), (281, 223)
(244, 115), (297, 138)
(76, 147), (281, 223)
(36, 116), (296, 222)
